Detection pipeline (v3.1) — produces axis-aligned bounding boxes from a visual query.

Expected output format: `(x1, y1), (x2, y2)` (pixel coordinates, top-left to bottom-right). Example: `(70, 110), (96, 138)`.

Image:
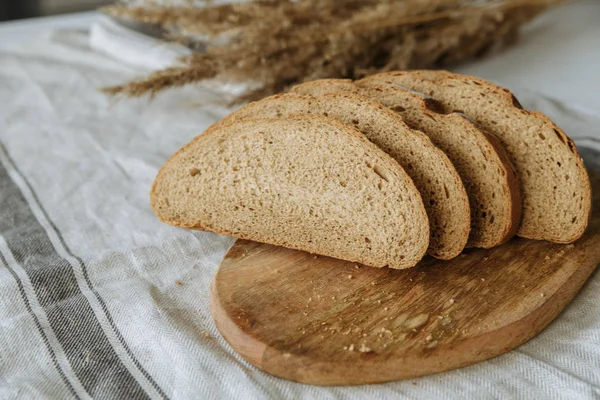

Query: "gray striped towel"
(1, 29), (600, 400)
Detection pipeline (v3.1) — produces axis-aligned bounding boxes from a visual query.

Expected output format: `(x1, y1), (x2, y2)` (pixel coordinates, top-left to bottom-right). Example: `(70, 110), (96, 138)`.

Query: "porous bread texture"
(151, 115), (430, 269)
(293, 79), (520, 249)
(364, 70), (591, 243)
(223, 92), (470, 259)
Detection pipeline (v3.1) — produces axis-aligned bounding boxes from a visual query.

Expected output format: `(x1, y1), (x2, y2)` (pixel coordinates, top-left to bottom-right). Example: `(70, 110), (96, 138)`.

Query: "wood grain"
(210, 173), (600, 386)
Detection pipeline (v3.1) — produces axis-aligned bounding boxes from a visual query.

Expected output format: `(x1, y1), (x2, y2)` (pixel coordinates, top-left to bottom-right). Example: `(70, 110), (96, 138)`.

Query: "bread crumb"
(384, 307), (389, 311)
(412, 381), (417, 386)
(409, 278), (413, 282)
(175, 281), (183, 286)
(566, 244), (575, 249)
(313, 255), (318, 259)
(348, 344), (355, 351)
(444, 298), (455, 308)
(355, 264), (361, 269)
(425, 334), (433, 342)
(480, 278), (486, 282)
(331, 296), (336, 300)
(406, 313), (429, 329)
(358, 343), (372, 353)
(347, 275), (353, 279)
(201, 331), (212, 340)
(377, 300), (381, 304)
(540, 293), (545, 297)
(379, 327), (392, 335)
(545, 255), (551, 260)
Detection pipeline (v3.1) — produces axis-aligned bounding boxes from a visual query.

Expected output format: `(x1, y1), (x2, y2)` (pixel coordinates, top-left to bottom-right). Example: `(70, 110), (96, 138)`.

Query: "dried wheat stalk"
(102, 0), (566, 102)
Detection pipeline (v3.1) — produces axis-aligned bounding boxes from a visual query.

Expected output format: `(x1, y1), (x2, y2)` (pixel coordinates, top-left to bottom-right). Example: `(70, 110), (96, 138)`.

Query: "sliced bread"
(223, 92), (471, 259)
(151, 115), (430, 269)
(362, 70), (591, 243)
(292, 79), (520, 249)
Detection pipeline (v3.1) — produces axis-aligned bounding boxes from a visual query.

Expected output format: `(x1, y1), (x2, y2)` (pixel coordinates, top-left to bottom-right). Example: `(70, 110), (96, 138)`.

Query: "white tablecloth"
(0, 2), (600, 399)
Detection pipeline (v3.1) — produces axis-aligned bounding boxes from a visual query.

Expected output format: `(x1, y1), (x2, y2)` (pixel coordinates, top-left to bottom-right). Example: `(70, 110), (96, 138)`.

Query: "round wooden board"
(210, 173), (600, 386)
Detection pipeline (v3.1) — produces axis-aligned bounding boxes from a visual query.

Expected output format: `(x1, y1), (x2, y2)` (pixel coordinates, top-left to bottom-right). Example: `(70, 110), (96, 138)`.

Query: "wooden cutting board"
(210, 172), (600, 386)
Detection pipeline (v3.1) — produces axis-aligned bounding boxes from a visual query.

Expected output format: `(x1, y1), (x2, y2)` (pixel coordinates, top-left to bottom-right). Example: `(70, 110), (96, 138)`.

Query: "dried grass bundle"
(102, 0), (566, 102)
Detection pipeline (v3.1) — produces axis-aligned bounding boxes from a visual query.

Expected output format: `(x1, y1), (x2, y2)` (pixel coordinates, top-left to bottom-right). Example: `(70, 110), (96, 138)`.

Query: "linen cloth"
(1, 25), (600, 400)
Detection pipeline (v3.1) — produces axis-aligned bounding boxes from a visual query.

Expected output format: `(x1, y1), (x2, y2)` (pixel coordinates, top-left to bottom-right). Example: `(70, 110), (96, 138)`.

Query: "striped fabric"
(1, 29), (600, 400)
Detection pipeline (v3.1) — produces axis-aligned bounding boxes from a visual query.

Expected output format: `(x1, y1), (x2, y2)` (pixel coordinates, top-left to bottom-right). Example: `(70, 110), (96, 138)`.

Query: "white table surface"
(1, 1), (599, 111)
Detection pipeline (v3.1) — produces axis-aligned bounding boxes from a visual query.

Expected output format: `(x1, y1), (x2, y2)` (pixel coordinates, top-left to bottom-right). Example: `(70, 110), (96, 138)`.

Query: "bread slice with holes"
(222, 92), (471, 259)
(361, 70), (591, 243)
(292, 79), (521, 249)
(151, 115), (430, 269)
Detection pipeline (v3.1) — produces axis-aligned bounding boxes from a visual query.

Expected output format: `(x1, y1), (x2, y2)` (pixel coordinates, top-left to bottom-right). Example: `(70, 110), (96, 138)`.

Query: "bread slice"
(151, 115), (430, 269)
(223, 92), (470, 259)
(292, 79), (520, 249)
(361, 70), (591, 243)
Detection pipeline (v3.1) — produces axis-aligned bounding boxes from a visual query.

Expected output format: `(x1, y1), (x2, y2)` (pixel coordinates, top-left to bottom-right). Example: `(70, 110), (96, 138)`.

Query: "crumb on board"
(175, 281), (183, 286)
(347, 275), (353, 279)
(358, 343), (372, 353)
